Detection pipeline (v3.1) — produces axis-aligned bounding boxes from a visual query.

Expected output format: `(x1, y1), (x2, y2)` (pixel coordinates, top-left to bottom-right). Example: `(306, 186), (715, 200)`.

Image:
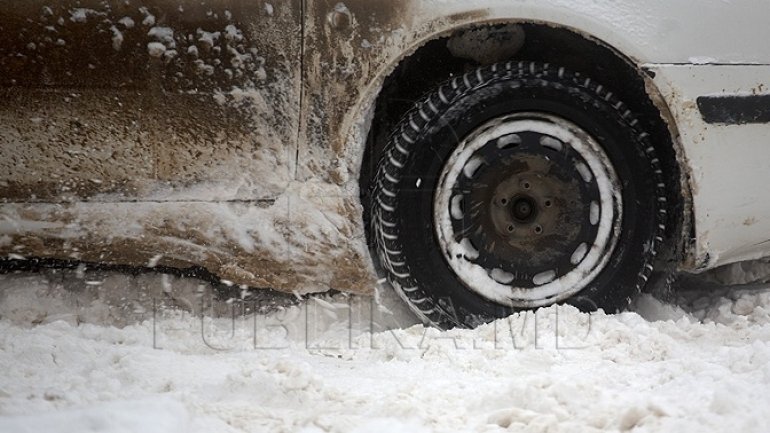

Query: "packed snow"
(2, 266), (770, 433)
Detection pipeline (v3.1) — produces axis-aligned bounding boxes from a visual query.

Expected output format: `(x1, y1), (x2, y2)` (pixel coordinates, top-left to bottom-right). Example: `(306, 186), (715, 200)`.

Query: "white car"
(1, 1), (769, 327)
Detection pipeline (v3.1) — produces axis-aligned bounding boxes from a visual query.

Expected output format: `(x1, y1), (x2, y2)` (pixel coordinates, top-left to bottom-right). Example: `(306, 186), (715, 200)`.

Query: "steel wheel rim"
(434, 112), (622, 307)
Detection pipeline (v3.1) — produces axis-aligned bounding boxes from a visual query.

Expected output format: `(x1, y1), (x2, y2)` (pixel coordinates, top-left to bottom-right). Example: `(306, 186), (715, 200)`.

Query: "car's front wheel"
(371, 61), (674, 328)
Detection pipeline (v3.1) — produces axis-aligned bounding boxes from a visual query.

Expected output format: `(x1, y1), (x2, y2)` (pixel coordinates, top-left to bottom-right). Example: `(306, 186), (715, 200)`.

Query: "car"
(1, 0), (769, 328)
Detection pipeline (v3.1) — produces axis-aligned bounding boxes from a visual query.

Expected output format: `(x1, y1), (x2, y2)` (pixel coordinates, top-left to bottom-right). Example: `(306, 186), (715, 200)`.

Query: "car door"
(0, 0), (301, 203)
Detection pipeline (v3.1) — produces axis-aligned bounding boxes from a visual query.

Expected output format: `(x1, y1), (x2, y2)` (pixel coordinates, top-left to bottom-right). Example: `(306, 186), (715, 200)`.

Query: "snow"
(462, 156), (484, 178)
(2, 269), (770, 432)
(109, 26), (124, 52)
(197, 30), (220, 50)
(69, 9), (90, 23)
(496, 134), (521, 149)
(576, 162), (593, 182)
(139, 8), (156, 27)
(689, 56), (718, 65)
(0, 399), (195, 433)
(147, 27), (175, 48)
(147, 42), (166, 58)
(224, 25), (243, 43)
(532, 269), (557, 285)
(118, 17), (135, 29)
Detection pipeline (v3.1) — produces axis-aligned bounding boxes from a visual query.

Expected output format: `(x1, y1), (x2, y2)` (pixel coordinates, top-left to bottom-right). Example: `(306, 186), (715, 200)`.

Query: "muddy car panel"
(1, 0), (300, 204)
(0, 0), (325, 292)
(2, 0), (770, 294)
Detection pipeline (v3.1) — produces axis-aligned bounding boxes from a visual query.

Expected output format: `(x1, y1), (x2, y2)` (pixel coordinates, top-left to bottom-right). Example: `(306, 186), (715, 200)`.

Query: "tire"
(371, 61), (674, 329)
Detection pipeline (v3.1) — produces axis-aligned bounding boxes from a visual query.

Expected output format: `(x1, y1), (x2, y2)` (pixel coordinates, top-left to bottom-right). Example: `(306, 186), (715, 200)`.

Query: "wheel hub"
(510, 196), (536, 223)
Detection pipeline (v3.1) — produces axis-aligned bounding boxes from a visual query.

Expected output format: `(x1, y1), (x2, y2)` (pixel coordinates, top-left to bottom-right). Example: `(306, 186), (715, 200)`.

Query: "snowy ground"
(2, 265), (770, 433)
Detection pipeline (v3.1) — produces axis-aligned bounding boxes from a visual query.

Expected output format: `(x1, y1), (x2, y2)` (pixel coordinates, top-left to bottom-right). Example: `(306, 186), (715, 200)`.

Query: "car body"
(2, 0), (770, 296)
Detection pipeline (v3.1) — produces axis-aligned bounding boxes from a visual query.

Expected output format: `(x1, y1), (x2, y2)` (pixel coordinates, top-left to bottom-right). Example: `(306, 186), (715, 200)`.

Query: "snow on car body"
(1, 1), (769, 326)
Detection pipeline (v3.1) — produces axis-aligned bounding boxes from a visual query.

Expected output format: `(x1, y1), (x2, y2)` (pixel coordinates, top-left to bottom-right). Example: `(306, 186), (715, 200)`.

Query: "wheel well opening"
(359, 22), (685, 268)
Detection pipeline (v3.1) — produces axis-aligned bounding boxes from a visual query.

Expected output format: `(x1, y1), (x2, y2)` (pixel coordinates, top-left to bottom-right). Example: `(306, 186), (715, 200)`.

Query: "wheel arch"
(349, 20), (695, 275)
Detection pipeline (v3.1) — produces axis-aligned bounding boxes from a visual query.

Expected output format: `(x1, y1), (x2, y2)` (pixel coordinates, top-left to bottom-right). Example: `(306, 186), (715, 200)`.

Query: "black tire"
(371, 61), (675, 329)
